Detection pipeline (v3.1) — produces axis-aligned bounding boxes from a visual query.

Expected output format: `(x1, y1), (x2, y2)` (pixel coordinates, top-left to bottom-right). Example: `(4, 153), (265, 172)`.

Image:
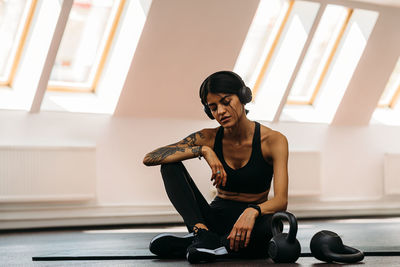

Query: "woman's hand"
(227, 208), (259, 251)
(201, 146), (227, 187)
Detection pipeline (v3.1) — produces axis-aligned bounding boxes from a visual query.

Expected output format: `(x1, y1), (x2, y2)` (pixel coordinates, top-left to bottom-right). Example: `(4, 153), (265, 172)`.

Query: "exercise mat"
(33, 218), (400, 261)
(32, 247), (400, 261)
(33, 249), (157, 261)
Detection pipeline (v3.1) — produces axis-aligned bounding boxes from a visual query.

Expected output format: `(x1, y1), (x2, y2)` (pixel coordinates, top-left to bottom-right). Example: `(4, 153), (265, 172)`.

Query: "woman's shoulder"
(178, 127), (219, 146)
(198, 127), (220, 140)
(259, 123), (288, 145)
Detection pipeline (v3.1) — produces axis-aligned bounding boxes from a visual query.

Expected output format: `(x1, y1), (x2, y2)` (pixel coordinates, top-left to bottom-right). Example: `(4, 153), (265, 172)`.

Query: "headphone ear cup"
(204, 105), (215, 120)
(239, 86), (252, 104)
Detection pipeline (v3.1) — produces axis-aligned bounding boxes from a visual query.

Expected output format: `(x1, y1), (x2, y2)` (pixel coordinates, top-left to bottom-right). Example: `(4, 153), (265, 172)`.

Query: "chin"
(220, 120), (235, 128)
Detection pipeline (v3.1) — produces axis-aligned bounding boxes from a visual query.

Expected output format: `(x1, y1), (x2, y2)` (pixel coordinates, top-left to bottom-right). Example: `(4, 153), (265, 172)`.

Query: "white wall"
(1, 0), (400, 229)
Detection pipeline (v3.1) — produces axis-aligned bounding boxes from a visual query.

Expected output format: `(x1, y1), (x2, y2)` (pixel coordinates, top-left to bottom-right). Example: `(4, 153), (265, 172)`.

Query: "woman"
(143, 71), (289, 263)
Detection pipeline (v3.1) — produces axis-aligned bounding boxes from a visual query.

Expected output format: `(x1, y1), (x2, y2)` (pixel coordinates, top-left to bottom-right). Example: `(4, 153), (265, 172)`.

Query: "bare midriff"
(216, 188), (269, 203)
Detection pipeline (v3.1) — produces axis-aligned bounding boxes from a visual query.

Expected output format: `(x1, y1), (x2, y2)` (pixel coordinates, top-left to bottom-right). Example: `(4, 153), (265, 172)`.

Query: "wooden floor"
(1, 217), (400, 266)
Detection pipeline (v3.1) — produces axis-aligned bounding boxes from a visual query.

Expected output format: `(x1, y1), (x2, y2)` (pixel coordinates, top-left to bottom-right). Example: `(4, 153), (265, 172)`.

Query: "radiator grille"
(0, 146), (96, 202)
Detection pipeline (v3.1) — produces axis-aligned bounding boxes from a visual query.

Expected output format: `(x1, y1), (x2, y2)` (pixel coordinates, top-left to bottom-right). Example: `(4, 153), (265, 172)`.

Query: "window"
(373, 57), (400, 125)
(234, 0), (290, 88)
(235, 0), (320, 121)
(0, 0), (148, 113)
(287, 5), (351, 105)
(40, 0), (148, 114)
(0, 0), (36, 87)
(281, 8), (378, 123)
(378, 58), (400, 108)
(235, 0), (379, 123)
(48, 0), (125, 92)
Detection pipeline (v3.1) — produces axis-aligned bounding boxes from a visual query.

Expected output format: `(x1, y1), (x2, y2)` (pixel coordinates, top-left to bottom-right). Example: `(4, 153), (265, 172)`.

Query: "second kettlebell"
(310, 230), (364, 263)
(268, 211), (301, 263)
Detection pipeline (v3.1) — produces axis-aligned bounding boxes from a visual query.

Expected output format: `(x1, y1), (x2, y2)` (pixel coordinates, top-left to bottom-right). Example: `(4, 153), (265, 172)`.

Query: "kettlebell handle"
(271, 211), (298, 243)
(321, 244), (364, 263)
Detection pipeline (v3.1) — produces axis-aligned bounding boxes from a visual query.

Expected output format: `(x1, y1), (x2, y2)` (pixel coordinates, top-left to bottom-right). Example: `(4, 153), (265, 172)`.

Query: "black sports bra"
(213, 122), (273, 194)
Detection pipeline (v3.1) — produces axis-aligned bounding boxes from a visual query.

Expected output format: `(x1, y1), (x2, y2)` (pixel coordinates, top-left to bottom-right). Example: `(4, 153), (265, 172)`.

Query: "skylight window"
(0, 0), (36, 87)
(281, 8), (378, 123)
(236, 0), (379, 123)
(372, 57), (400, 125)
(378, 58), (400, 108)
(41, 0), (148, 114)
(235, 0), (320, 121)
(287, 5), (351, 105)
(48, 0), (125, 92)
(234, 0), (290, 88)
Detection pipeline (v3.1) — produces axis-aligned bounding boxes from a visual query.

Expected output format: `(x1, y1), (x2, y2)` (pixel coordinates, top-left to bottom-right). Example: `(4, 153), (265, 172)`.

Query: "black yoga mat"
(32, 218), (400, 261)
(32, 248), (400, 261)
(32, 249), (157, 261)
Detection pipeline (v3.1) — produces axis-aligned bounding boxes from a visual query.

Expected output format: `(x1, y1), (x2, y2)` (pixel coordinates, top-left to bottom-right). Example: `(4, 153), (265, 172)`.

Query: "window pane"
(49, 0), (120, 90)
(234, 0), (289, 86)
(378, 57), (400, 107)
(281, 8), (378, 123)
(0, 0), (31, 83)
(252, 0), (320, 120)
(288, 5), (349, 103)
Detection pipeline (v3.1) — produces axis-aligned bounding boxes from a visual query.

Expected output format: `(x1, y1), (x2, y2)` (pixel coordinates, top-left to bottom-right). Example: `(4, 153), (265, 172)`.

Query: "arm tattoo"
(145, 145), (185, 165)
(180, 131), (205, 146)
(191, 145), (202, 157)
(144, 131), (205, 165)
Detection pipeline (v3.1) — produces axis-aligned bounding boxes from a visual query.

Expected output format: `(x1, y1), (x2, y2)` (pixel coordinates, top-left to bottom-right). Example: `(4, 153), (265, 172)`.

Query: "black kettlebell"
(268, 211), (301, 263)
(310, 230), (364, 263)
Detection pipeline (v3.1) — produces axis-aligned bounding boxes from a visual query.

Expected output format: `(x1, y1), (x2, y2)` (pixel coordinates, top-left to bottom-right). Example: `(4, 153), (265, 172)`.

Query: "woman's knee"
(160, 162), (183, 171)
(160, 162), (185, 179)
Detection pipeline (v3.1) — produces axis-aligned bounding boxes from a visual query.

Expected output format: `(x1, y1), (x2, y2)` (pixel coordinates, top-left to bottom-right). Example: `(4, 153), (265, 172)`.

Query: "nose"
(217, 104), (227, 116)
(217, 105), (226, 115)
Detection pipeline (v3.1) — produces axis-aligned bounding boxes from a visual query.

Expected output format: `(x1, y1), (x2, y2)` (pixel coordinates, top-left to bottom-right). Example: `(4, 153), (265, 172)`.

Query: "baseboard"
(1, 196), (400, 230)
(0, 204), (182, 230)
(288, 195), (400, 218)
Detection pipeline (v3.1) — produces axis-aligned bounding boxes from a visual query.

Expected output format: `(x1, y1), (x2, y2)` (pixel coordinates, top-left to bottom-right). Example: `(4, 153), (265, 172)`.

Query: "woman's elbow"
(143, 154), (154, 166)
(278, 197), (288, 212)
(281, 200), (288, 211)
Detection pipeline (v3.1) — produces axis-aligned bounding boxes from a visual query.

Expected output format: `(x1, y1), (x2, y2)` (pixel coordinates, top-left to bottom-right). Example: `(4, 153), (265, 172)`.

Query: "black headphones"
(199, 71), (252, 120)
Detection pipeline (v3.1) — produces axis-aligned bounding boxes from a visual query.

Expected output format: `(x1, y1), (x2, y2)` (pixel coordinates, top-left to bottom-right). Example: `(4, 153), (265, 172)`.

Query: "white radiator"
(384, 153), (400, 195)
(0, 146), (96, 203)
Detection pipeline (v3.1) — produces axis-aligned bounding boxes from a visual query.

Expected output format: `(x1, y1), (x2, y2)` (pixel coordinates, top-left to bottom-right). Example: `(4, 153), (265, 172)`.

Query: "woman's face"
(206, 92), (244, 127)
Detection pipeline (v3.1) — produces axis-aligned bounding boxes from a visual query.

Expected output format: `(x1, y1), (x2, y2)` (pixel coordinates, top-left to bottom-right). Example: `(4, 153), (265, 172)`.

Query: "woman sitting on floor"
(143, 71), (289, 263)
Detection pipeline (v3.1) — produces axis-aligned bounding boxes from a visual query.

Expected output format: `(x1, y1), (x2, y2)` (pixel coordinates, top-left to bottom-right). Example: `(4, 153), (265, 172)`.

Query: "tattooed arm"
(143, 130), (209, 166)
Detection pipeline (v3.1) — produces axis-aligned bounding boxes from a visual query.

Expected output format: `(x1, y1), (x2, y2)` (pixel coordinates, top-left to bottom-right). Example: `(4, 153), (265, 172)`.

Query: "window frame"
(47, 0), (126, 93)
(286, 7), (354, 105)
(251, 0), (295, 99)
(0, 0), (37, 87)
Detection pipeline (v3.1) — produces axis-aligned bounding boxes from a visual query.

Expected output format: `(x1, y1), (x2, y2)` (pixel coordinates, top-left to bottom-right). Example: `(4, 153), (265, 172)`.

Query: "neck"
(224, 116), (254, 142)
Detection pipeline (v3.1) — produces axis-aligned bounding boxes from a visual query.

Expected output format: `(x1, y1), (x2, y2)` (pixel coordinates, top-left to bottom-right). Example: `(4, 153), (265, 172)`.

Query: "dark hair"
(199, 71), (252, 119)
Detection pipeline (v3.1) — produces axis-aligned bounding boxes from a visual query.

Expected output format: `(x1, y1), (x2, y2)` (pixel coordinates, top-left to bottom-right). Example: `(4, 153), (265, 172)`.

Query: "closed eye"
(222, 100), (231, 106)
(208, 104), (217, 111)
(208, 96), (231, 112)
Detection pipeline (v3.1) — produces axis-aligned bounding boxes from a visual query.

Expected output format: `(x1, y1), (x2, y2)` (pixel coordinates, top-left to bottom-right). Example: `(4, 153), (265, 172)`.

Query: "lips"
(220, 116), (231, 123)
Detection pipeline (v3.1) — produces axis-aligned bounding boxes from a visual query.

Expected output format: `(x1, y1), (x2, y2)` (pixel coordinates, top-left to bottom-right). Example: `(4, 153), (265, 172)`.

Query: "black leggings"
(160, 162), (278, 257)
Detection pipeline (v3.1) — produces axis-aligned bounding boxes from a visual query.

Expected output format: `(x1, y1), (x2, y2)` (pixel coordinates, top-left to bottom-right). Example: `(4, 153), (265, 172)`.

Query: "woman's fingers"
(244, 229), (252, 248)
(228, 230), (236, 250)
(240, 231), (247, 248)
(217, 168), (227, 187)
(228, 213), (257, 251)
(234, 232), (241, 251)
(221, 169), (227, 187)
(210, 166), (225, 187)
(210, 166), (217, 184)
(216, 169), (223, 186)
(228, 230), (249, 251)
